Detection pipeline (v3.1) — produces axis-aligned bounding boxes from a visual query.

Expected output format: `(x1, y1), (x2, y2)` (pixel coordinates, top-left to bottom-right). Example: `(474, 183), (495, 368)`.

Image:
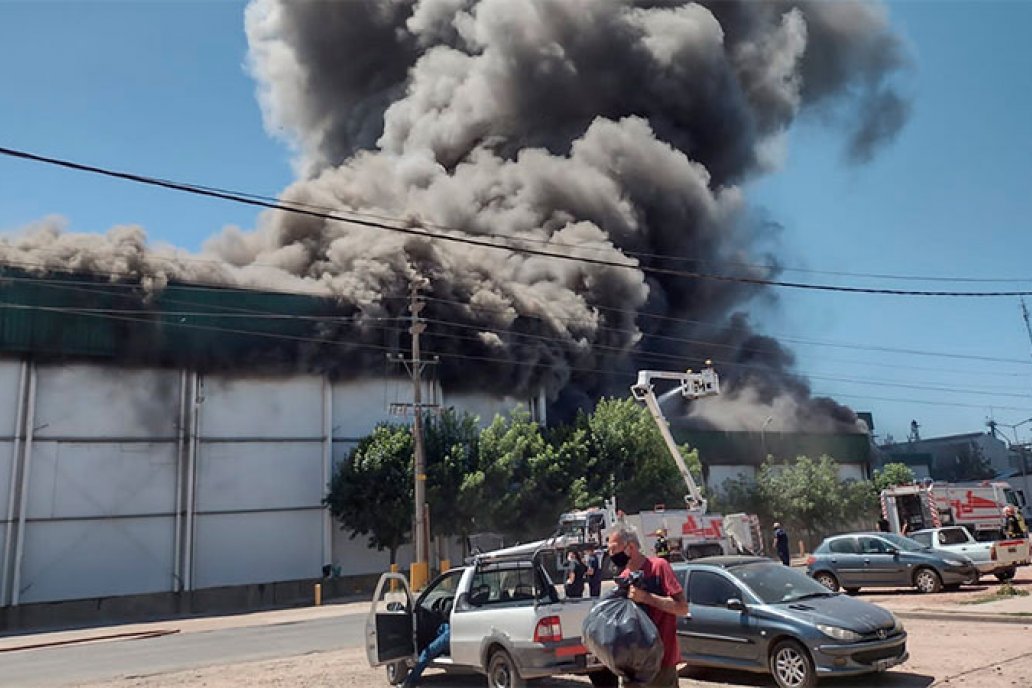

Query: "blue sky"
(1, 1), (1031, 444)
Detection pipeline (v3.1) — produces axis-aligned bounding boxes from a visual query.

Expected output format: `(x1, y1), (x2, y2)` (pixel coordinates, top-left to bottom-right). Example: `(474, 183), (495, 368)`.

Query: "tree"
(461, 409), (573, 539)
(565, 397), (703, 513)
(324, 424), (413, 564)
(873, 462), (916, 492)
(757, 456), (859, 539)
(424, 409), (481, 540)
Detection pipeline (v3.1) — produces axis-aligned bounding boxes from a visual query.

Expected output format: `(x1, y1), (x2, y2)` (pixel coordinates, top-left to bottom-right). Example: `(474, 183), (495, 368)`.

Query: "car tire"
(487, 649), (526, 688)
(996, 568), (1017, 582)
(587, 668), (619, 687)
(814, 572), (839, 592)
(769, 639), (817, 688)
(386, 661), (409, 686)
(914, 567), (943, 594)
(844, 587), (860, 595)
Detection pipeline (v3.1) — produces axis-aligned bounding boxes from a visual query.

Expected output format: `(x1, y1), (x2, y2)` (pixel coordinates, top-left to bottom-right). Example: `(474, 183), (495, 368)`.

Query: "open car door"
(365, 572), (416, 668)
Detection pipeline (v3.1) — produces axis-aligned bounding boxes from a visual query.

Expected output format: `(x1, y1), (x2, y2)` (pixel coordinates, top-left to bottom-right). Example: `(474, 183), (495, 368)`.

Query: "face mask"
(610, 550), (630, 569)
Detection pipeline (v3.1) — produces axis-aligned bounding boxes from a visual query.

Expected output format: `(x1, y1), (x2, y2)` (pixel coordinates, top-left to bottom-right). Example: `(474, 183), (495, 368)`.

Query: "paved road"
(0, 612), (366, 688)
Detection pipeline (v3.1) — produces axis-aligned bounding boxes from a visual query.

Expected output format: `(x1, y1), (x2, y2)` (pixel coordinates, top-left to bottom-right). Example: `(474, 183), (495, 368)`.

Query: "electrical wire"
(5, 144), (1032, 297)
(4, 300), (1032, 408)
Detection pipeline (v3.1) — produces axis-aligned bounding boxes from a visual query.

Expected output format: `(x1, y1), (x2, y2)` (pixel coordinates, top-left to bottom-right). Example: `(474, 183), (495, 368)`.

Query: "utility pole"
(410, 281), (429, 590)
(387, 280), (439, 590)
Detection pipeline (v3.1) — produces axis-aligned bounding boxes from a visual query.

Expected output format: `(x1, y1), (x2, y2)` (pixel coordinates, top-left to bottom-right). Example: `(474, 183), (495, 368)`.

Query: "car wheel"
(587, 668), (619, 687)
(914, 567), (943, 594)
(814, 572), (839, 592)
(844, 587), (860, 595)
(487, 649), (526, 688)
(996, 568), (1017, 582)
(769, 639), (816, 688)
(386, 661), (409, 686)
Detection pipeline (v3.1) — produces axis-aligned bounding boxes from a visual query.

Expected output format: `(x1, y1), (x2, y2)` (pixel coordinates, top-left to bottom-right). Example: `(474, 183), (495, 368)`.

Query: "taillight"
(805, 555), (816, 566)
(534, 615), (563, 642)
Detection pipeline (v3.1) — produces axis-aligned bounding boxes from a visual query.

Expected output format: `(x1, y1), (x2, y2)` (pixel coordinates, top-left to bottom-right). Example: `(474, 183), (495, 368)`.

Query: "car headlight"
(891, 615), (904, 634)
(943, 559), (966, 567)
(816, 624), (861, 642)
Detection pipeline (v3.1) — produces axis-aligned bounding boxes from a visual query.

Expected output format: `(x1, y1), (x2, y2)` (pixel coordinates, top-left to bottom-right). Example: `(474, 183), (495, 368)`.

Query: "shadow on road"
(676, 667), (934, 687)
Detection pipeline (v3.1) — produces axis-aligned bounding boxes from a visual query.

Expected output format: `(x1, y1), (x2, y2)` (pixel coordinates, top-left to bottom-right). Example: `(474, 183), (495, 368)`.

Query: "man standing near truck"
(607, 523), (689, 688)
(1003, 506), (1028, 539)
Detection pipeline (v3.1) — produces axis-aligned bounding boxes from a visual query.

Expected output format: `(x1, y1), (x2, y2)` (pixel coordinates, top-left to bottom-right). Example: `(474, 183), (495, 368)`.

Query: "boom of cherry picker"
(630, 363), (720, 514)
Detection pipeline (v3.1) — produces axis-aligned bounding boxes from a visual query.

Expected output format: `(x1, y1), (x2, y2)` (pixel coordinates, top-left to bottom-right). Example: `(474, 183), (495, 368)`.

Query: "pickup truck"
(909, 526), (1029, 581)
(365, 552), (614, 687)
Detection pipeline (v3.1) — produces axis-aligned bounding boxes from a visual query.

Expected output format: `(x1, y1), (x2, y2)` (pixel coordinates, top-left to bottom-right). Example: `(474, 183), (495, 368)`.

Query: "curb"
(894, 609), (1032, 625)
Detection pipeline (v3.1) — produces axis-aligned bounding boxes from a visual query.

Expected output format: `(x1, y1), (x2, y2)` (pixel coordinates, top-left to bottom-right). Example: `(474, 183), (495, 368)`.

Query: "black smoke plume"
(3, 1), (910, 432)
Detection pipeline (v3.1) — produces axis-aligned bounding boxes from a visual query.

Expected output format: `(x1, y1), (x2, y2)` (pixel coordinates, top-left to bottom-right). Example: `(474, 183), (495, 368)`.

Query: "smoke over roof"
(2, 0), (909, 432)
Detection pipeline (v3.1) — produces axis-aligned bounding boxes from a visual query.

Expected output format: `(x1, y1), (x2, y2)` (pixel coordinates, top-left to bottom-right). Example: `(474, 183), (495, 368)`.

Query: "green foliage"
(324, 424), (413, 564)
(872, 462), (916, 492)
(326, 395), (711, 553)
(757, 456), (865, 536)
(424, 409), (481, 538)
(461, 409), (571, 538)
(566, 397), (701, 513)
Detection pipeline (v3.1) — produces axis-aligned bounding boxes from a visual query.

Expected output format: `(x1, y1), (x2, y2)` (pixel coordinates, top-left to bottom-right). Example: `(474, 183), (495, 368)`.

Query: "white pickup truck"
(909, 526), (1029, 581)
(365, 553), (614, 688)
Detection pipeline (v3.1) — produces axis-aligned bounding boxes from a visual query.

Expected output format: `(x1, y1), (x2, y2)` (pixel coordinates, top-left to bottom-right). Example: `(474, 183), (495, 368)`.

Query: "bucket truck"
(630, 365), (764, 559)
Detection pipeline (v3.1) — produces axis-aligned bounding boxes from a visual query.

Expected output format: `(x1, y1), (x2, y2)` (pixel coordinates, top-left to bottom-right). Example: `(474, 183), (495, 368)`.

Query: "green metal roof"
(0, 267), (376, 373)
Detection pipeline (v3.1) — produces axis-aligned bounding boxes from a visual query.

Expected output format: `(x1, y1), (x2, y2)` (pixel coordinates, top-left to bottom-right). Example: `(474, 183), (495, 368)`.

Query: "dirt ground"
(57, 570), (1032, 688)
(69, 614), (1032, 688)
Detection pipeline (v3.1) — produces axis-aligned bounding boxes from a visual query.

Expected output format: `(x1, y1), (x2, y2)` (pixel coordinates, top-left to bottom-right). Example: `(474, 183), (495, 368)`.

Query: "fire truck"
(880, 480), (1021, 541)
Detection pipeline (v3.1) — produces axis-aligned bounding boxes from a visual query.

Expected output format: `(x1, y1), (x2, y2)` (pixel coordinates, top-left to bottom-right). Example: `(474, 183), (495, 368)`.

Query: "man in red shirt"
(607, 523), (689, 687)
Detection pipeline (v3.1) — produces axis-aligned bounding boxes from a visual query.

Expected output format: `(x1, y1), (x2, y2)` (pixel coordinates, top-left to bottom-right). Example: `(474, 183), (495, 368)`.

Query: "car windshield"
(878, 533), (926, 552)
(729, 562), (837, 604)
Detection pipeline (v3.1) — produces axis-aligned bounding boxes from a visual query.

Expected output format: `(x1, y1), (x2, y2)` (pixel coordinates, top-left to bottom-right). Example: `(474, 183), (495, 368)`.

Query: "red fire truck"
(881, 481), (1021, 541)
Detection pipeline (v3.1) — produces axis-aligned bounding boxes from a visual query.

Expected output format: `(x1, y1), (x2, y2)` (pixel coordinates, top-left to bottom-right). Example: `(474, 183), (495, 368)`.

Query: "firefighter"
(1003, 506), (1028, 539)
(653, 529), (670, 559)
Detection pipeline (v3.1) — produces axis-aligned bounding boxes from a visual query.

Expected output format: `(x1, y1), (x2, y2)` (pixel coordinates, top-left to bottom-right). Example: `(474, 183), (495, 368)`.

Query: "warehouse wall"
(0, 359), (532, 607)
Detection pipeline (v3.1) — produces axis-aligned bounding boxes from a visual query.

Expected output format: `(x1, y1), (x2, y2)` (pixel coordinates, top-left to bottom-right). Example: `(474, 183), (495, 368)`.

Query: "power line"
(4, 299), (1031, 408)
(6, 144), (1032, 297)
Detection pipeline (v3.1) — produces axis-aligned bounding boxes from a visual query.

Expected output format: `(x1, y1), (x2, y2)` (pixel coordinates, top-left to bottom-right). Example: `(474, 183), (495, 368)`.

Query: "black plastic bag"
(581, 590), (662, 684)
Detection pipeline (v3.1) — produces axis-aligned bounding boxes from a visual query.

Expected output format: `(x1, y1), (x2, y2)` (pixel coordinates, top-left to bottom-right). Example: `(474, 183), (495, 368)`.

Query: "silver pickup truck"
(365, 553), (613, 688)
(909, 526), (1029, 581)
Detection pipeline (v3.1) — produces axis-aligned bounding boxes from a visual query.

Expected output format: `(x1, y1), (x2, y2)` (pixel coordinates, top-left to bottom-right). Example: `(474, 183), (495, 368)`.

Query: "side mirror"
(386, 601), (405, 612)
(726, 598), (747, 612)
(887, 547), (899, 556)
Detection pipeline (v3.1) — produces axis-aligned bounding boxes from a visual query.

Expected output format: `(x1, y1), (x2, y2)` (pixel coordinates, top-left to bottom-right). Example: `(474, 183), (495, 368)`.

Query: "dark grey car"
(673, 557), (907, 688)
(806, 532), (978, 594)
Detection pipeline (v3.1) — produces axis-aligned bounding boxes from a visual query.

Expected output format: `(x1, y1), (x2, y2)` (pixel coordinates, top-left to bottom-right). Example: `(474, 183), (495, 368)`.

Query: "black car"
(673, 557), (908, 688)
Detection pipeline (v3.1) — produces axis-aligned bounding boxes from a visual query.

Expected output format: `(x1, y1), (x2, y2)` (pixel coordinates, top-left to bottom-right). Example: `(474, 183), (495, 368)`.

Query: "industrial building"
(0, 270), (541, 626)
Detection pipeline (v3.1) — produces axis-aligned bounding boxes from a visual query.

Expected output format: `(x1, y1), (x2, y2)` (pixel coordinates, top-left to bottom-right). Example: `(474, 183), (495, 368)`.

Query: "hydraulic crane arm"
(631, 366), (720, 513)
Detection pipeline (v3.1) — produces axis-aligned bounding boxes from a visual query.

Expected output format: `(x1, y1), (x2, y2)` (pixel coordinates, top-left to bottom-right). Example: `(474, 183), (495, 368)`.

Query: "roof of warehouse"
(0, 267), (379, 372)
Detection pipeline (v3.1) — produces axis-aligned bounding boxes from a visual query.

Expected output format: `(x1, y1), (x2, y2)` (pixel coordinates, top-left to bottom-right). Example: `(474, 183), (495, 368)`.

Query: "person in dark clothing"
(773, 522), (790, 566)
(877, 517), (890, 533)
(585, 547), (604, 597)
(564, 549), (587, 598)
(653, 529), (670, 560)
